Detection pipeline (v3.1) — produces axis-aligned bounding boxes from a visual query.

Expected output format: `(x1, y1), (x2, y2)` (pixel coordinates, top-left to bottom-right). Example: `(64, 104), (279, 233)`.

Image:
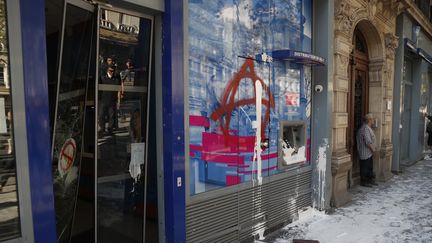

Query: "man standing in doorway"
(356, 113), (378, 187)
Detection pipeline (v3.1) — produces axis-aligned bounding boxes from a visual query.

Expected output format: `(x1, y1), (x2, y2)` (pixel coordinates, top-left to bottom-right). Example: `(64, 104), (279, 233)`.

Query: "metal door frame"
(51, 0), (95, 151)
(51, 0), (95, 242)
(4, 1), (36, 242)
(4, 0), (56, 242)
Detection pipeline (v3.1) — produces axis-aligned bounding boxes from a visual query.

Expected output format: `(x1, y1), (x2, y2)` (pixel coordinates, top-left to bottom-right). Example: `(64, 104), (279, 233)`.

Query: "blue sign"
(271, 49), (326, 66)
(418, 48), (432, 65)
(404, 38), (417, 53)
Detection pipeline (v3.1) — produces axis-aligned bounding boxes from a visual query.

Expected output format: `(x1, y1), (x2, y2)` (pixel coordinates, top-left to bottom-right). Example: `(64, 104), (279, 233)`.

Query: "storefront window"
(188, 0), (313, 195)
(0, 0), (21, 240)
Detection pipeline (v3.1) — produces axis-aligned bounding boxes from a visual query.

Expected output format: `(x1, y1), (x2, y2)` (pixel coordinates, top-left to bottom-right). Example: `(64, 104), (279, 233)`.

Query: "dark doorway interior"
(348, 28), (369, 186)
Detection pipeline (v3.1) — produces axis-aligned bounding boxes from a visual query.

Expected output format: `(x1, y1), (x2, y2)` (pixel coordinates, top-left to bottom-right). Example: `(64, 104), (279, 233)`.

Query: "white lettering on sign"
(293, 51), (325, 63)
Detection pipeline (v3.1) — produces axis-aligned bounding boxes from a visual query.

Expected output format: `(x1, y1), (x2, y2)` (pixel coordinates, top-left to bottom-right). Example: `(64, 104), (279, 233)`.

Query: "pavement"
(260, 159), (432, 243)
(0, 177), (20, 241)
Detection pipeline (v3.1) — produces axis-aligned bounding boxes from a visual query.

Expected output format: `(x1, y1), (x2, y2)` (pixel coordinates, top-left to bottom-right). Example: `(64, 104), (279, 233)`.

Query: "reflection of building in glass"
(188, 1), (313, 195)
(99, 9), (140, 59)
(101, 9), (140, 34)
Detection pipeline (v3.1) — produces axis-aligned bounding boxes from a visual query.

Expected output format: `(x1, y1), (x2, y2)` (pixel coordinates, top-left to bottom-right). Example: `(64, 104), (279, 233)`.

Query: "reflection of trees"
(0, 0), (8, 53)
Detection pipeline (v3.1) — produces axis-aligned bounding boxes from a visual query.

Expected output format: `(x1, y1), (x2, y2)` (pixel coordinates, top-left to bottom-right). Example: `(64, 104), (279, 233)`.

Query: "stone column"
(331, 34), (352, 207)
(375, 33), (398, 182)
(368, 59), (389, 182)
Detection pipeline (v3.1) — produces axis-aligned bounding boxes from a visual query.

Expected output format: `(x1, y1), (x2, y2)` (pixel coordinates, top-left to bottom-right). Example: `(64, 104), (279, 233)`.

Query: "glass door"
(51, 2), (155, 242)
(400, 59), (413, 162)
(51, 1), (95, 242)
(95, 7), (153, 243)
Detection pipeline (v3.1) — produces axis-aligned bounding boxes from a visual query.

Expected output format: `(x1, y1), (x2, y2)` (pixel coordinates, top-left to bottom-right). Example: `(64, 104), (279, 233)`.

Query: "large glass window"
(0, 0), (21, 240)
(188, 0), (313, 195)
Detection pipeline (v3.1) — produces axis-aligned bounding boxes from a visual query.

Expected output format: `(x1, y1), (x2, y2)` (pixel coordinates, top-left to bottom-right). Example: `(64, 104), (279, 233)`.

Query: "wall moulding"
(369, 59), (385, 69)
(335, 52), (350, 68)
(334, 39), (353, 53)
(335, 0), (401, 45)
(333, 91), (348, 112)
(333, 77), (349, 92)
(333, 112), (348, 128)
(384, 113), (392, 123)
(384, 33), (399, 59)
(332, 127), (347, 147)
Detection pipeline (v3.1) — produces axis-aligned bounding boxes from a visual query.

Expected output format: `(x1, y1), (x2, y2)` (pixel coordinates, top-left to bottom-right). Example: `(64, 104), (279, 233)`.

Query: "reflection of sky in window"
(219, 1), (253, 29)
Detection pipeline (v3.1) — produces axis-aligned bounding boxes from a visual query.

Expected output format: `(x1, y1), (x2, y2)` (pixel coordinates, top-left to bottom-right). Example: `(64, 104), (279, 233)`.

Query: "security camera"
(314, 85), (323, 93)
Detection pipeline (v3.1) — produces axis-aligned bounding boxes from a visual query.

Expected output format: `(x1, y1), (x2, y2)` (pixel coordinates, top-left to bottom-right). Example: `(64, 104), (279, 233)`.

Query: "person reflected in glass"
(99, 65), (120, 135)
(99, 55), (118, 78)
(120, 58), (135, 85)
(120, 58), (147, 88)
(119, 58), (135, 100)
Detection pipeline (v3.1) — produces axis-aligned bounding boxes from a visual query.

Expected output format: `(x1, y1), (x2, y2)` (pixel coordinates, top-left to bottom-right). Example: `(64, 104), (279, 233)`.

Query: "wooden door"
(347, 28), (369, 185)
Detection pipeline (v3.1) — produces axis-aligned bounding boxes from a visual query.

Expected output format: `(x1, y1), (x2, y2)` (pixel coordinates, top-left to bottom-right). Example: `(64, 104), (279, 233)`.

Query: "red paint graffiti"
(210, 59), (275, 141)
(59, 140), (76, 171)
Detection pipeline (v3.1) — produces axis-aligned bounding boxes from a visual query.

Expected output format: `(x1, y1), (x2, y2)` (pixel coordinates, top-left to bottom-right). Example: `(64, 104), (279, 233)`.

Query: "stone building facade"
(331, 0), (405, 206)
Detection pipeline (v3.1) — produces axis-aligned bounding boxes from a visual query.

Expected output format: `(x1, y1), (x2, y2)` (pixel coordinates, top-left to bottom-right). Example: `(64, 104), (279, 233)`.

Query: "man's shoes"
(360, 183), (372, 187)
(370, 181), (378, 186)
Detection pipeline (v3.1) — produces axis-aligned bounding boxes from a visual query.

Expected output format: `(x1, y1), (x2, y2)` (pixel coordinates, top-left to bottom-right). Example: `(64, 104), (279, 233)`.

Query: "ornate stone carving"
(378, 0), (408, 19)
(335, 0), (380, 37)
(352, 8), (371, 23)
(335, 0), (352, 18)
(335, 52), (349, 68)
(368, 0), (379, 18)
(388, 0), (408, 15)
(335, 0), (406, 40)
(384, 33), (399, 59)
(335, 0), (354, 36)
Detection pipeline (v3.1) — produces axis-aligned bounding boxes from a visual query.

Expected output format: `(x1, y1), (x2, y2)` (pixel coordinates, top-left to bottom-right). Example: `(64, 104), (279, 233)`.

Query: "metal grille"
(186, 169), (312, 242)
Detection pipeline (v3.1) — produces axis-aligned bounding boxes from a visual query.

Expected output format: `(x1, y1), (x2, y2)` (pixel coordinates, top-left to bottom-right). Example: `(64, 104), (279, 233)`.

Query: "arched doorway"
(347, 27), (369, 186)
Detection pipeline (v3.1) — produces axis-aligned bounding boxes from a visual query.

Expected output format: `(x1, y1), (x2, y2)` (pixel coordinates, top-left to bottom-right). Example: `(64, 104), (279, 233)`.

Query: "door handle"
(260, 138), (269, 149)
